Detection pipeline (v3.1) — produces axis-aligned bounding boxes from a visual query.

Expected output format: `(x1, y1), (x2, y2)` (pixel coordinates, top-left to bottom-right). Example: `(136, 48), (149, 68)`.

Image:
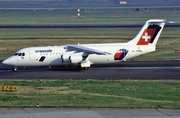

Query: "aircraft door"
(29, 49), (35, 61)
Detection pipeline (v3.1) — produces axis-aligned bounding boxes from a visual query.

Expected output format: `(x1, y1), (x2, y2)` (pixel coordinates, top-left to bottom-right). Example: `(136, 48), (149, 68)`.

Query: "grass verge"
(0, 80), (180, 108)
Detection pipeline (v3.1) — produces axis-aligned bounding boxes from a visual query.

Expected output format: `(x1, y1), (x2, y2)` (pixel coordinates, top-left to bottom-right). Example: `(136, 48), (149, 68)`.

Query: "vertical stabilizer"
(128, 19), (174, 46)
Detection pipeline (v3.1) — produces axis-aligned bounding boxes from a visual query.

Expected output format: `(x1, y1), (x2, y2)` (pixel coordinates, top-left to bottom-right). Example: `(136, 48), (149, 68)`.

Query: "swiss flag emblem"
(137, 28), (157, 45)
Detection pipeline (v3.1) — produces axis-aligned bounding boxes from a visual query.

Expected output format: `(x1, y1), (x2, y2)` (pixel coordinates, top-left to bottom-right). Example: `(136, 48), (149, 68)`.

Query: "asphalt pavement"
(0, 108), (180, 118)
(1, 61), (180, 80)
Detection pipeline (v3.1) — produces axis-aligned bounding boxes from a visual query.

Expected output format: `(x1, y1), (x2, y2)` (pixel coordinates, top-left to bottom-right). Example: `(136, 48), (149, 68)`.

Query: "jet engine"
(61, 51), (74, 62)
(69, 55), (83, 64)
(61, 52), (83, 64)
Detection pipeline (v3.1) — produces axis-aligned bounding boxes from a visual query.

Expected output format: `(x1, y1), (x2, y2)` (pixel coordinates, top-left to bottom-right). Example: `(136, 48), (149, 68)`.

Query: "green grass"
(0, 80), (180, 108)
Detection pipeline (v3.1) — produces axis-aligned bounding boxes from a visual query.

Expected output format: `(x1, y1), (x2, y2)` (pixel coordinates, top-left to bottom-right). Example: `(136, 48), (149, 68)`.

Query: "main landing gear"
(82, 67), (89, 70)
(75, 65), (89, 70)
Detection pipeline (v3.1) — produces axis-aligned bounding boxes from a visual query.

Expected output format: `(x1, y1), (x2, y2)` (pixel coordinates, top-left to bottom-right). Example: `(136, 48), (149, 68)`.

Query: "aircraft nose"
(2, 59), (9, 65)
(2, 56), (18, 66)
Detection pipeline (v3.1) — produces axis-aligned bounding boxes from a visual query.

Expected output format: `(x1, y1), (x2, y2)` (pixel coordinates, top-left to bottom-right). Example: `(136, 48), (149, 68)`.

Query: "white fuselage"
(3, 43), (155, 67)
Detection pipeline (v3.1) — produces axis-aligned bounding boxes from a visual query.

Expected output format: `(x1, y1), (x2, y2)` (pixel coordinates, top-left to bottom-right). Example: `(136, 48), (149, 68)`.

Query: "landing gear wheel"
(13, 67), (17, 72)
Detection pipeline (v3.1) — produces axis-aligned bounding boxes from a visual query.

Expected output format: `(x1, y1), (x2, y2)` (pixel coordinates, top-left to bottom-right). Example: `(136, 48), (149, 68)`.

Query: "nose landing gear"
(13, 67), (17, 72)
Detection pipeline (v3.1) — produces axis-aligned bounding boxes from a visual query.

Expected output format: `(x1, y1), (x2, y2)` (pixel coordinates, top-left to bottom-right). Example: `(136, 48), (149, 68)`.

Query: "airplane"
(2, 19), (173, 71)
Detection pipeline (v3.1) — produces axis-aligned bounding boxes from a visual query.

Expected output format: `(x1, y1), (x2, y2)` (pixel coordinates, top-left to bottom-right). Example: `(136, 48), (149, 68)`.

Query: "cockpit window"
(14, 53), (18, 56)
(14, 52), (25, 56)
(22, 53), (25, 56)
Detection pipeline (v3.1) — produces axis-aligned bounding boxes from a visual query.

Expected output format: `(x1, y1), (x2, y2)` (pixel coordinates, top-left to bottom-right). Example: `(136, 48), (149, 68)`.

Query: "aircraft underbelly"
(88, 55), (118, 64)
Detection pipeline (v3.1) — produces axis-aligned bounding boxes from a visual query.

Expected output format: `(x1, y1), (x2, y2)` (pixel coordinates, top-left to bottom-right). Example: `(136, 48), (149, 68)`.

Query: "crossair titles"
(35, 49), (52, 53)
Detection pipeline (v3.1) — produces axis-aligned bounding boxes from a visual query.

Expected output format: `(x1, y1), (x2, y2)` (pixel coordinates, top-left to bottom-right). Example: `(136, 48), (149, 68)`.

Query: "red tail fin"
(137, 24), (161, 45)
(128, 19), (174, 46)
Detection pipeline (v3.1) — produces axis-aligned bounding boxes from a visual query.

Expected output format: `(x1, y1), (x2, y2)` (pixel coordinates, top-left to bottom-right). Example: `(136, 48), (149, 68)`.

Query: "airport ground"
(1, 29), (180, 116)
(0, 61), (180, 108)
(1, 61), (180, 80)
(0, 2), (180, 117)
(1, 65), (180, 117)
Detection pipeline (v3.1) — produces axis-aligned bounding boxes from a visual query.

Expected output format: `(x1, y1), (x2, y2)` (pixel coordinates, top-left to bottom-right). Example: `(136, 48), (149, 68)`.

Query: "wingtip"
(167, 20), (176, 23)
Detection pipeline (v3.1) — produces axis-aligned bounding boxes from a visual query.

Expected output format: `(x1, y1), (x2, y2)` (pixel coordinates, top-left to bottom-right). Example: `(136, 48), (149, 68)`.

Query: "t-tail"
(128, 19), (174, 46)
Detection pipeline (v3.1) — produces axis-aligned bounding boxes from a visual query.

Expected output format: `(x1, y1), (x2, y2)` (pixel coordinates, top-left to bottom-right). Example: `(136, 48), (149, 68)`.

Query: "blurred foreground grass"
(0, 80), (180, 108)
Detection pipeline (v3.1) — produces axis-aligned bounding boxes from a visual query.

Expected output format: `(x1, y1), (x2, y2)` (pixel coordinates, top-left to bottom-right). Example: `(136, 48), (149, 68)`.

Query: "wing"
(66, 44), (109, 55)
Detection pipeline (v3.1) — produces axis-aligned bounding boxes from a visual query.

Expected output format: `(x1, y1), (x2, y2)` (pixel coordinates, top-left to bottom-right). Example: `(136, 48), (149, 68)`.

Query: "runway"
(0, 24), (179, 29)
(0, 61), (180, 80)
